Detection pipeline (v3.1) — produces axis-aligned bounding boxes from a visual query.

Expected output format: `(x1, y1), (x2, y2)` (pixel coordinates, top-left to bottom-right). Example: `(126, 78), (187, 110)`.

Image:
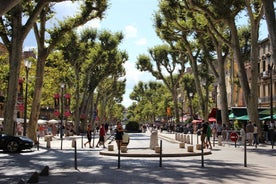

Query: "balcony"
(259, 96), (276, 106)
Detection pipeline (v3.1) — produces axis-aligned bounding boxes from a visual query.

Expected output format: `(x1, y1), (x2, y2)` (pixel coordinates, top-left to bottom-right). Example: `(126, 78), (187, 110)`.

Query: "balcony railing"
(259, 96), (276, 105)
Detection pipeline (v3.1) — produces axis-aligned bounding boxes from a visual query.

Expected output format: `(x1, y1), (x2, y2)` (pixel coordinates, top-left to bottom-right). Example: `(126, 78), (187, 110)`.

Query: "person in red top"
(96, 124), (106, 148)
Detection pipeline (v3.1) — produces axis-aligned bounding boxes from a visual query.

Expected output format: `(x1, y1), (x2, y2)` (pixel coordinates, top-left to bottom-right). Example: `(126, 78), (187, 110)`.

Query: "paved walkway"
(0, 131), (275, 184)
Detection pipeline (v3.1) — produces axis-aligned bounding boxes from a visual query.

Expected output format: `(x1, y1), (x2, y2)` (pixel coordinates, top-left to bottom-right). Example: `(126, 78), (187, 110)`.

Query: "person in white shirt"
(253, 123), (258, 146)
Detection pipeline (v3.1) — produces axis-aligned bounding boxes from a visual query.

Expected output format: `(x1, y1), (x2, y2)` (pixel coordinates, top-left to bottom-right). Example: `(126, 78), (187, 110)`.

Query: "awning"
(260, 114), (276, 120)
(48, 119), (60, 124)
(192, 119), (203, 124)
(259, 108), (276, 115)
(236, 115), (249, 121)
(38, 119), (47, 125)
(229, 113), (236, 120)
(231, 107), (248, 117)
(208, 117), (216, 122)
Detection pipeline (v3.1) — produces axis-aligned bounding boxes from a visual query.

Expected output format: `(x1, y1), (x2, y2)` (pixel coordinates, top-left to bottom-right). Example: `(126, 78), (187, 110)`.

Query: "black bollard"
(118, 145), (121, 169)
(81, 134), (83, 149)
(244, 122), (247, 167)
(37, 135), (40, 151)
(74, 140), (77, 170)
(159, 140), (162, 167)
(201, 143), (204, 167)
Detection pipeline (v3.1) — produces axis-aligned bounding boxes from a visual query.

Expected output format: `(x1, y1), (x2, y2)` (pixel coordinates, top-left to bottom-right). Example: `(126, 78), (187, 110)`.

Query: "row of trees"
(0, 1), (129, 142)
(127, 0), (276, 135)
(0, 1), (275, 142)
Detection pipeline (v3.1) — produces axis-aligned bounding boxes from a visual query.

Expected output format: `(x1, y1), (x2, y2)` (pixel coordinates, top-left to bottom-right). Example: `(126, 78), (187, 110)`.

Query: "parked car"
(0, 134), (34, 153)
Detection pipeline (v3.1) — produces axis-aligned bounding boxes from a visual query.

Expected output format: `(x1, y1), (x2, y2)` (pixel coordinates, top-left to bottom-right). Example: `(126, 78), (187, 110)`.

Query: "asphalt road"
(0, 131), (275, 184)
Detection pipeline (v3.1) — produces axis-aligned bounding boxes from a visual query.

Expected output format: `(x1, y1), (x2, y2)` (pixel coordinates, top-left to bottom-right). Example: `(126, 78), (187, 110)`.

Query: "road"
(0, 131), (275, 184)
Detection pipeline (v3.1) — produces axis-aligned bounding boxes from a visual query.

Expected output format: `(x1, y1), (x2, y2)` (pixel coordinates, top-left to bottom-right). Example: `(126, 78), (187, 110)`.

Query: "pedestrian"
(240, 127), (245, 143)
(96, 124), (106, 148)
(84, 124), (92, 148)
(115, 121), (124, 150)
(201, 122), (208, 148)
(246, 121), (254, 146)
(253, 123), (258, 146)
(221, 124), (228, 141)
(206, 122), (212, 149)
(217, 123), (222, 137)
(263, 121), (269, 142)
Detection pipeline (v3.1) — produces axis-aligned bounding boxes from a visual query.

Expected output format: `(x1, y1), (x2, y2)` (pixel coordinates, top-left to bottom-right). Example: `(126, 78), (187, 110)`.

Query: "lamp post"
(60, 83), (65, 150)
(189, 92), (194, 145)
(23, 60), (32, 136)
(263, 52), (274, 148)
(189, 93), (193, 116)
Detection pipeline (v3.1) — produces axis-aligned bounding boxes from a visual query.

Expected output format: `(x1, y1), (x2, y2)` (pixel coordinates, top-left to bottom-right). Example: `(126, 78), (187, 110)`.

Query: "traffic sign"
(230, 132), (239, 142)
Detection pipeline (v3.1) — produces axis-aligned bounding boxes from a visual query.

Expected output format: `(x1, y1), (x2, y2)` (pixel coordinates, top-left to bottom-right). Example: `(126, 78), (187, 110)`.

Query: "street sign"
(230, 132), (239, 142)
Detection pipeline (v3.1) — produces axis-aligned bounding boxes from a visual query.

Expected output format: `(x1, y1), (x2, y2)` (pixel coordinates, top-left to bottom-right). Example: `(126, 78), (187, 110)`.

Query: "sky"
(23, 0), (269, 108)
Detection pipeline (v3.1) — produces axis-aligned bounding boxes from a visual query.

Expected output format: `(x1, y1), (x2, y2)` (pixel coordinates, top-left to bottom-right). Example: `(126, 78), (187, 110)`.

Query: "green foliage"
(125, 121), (140, 131)
(128, 81), (170, 122)
(0, 54), (9, 92)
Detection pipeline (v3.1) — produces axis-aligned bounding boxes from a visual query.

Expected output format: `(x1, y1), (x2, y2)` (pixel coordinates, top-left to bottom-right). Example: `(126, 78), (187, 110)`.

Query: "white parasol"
(48, 119), (59, 124)
(37, 119), (47, 125)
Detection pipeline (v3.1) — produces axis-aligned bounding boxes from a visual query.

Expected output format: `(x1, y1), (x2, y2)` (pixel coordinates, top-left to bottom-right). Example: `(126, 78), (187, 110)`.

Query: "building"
(258, 38), (273, 108)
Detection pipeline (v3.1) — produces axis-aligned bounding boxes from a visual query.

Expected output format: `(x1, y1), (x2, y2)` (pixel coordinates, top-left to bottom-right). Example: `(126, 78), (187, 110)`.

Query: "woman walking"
(115, 121), (124, 151)
(84, 124), (92, 148)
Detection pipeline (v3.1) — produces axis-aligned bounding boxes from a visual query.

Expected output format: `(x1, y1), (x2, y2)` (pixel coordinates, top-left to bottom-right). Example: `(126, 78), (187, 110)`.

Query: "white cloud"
(76, 18), (101, 33)
(135, 38), (147, 46)
(122, 61), (154, 107)
(124, 25), (138, 38)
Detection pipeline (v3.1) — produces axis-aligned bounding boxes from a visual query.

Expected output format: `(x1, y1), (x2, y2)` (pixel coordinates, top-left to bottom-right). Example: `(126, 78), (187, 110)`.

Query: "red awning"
(208, 117), (216, 122)
(192, 119), (203, 124)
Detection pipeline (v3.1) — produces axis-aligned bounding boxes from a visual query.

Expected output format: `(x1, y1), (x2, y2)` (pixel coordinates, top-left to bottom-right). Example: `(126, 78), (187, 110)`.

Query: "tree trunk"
(172, 87), (180, 124)
(0, 0), (21, 15)
(262, 0), (276, 66)
(3, 7), (23, 135)
(28, 54), (47, 142)
(74, 69), (80, 134)
(4, 41), (23, 135)
(217, 46), (230, 126)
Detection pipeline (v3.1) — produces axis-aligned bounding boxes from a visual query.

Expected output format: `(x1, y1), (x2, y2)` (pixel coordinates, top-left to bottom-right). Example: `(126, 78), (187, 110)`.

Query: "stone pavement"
(0, 131), (275, 184)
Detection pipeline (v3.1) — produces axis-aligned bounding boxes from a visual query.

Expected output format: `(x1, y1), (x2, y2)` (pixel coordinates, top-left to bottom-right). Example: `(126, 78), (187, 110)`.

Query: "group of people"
(84, 121), (124, 150)
(200, 120), (260, 148)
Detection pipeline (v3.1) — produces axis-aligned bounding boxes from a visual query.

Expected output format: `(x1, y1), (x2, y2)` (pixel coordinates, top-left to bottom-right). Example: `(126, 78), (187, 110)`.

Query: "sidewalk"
(0, 131), (275, 184)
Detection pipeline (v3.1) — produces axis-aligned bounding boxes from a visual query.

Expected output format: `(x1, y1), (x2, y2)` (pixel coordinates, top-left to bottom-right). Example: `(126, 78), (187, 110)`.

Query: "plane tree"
(188, 0), (264, 131)
(0, 0), (55, 135)
(96, 76), (126, 124)
(154, 0), (214, 122)
(129, 81), (167, 123)
(0, 0), (108, 139)
(0, 0), (21, 16)
(262, 0), (276, 65)
(28, 1), (107, 141)
(58, 29), (98, 133)
(80, 30), (127, 130)
(136, 44), (186, 124)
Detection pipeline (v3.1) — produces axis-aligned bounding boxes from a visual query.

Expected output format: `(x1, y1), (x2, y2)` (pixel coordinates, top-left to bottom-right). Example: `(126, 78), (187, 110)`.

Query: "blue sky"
(23, 0), (268, 108)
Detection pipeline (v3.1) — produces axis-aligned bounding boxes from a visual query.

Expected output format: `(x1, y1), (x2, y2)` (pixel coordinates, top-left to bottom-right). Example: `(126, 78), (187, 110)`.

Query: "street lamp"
(189, 92), (193, 116)
(23, 60), (32, 136)
(60, 83), (65, 150)
(188, 93), (194, 145)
